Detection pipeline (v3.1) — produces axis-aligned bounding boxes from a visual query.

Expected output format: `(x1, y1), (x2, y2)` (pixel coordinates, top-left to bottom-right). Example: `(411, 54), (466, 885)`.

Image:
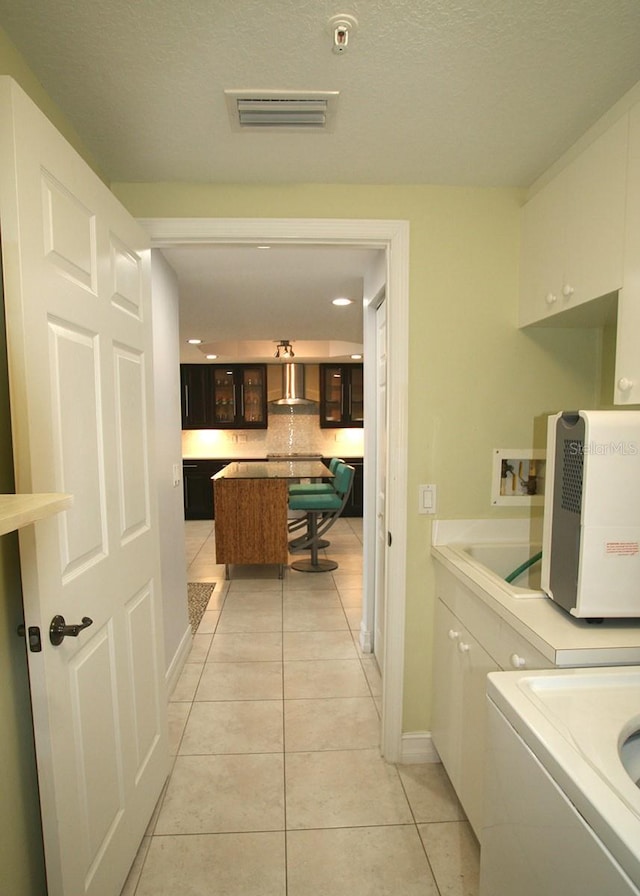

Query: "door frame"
(141, 217), (409, 762)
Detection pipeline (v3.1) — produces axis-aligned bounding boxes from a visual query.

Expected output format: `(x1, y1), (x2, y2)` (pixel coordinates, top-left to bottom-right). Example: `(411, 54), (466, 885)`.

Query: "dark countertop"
(213, 460), (333, 480)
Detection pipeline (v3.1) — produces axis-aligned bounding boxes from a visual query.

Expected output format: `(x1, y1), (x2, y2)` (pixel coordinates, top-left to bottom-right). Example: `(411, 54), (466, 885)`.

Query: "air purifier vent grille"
(561, 439), (583, 514)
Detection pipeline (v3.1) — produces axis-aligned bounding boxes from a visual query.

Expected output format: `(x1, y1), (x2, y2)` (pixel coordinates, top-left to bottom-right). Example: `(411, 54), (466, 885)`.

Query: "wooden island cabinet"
(212, 460), (333, 578)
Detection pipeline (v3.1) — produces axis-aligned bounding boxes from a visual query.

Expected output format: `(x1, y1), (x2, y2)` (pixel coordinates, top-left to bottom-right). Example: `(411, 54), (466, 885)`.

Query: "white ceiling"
(166, 243), (380, 363)
(2, 0), (640, 359)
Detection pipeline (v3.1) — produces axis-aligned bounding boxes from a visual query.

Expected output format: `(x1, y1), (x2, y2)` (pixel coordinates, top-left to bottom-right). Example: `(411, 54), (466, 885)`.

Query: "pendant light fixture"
(274, 340), (295, 359)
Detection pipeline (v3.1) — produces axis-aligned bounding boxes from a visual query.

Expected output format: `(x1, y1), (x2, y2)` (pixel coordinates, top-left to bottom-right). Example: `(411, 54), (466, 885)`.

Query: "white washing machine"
(480, 666), (640, 896)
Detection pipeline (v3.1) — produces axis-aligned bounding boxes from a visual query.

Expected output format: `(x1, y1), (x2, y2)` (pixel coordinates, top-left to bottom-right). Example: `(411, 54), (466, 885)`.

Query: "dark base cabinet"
(326, 456), (363, 517)
(183, 460), (229, 519)
(184, 457), (364, 520)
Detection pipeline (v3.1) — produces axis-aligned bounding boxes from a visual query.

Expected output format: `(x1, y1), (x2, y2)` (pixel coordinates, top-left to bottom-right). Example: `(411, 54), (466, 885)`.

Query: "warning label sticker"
(605, 542), (640, 557)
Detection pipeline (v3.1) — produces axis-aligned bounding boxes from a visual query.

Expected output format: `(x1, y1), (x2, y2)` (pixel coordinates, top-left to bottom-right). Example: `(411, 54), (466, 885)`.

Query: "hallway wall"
(151, 249), (191, 678)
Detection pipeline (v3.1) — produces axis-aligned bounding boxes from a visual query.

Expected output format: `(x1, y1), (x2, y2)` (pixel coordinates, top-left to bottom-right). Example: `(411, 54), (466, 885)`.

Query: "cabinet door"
(320, 365), (344, 426)
(616, 102), (640, 405)
(341, 458), (363, 517)
(458, 628), (499, 836)
(563, 115), (627, 309)
(239, 365), (267, 426)
(348, 365), (364, 425)
(431, 600), (464, 789)
(432, 597), (499, 837)
(212, 366), (238, 426)
(183, 460), (229, 519)
(319, 364), (364, 428)
(181, 365), (213, 428)
(211, 365), (267, 429)
(519, 114), (628, 327)
(519, 171), (567, 326)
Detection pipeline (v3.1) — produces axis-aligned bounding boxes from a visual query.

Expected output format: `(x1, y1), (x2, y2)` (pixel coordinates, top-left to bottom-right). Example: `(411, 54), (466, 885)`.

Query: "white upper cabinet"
(519, 169), (566, 325)
(615, 102), (640, 405)
(519, 115), (628, 327)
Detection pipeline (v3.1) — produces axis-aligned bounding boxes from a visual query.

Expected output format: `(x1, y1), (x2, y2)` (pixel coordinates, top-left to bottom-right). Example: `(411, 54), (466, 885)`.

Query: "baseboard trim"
(165, 624), (192, 698)
(400, 731), (440, 764)
(359, 623), (373, 653)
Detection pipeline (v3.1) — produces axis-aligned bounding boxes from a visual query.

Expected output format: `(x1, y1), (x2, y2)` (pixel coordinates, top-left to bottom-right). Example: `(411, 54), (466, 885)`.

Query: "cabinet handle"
(510, 653), (526, 668)
(545, 293), (557, 305)
(448, 629), (460, 641)
(239, 384), (245, 418)
(618, 377), (634, 392)
(184, 384), (189, 418)
(562, 283), (574, 298)
(458, 641), (470, 654)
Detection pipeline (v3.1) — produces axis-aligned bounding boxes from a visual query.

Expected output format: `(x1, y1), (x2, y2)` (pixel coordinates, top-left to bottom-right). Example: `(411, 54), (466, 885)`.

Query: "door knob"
(49, 614), (93, 646)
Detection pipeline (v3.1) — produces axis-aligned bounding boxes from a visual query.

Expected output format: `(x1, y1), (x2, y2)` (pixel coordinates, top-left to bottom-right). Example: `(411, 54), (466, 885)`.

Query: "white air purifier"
(541, 410), (640, 619)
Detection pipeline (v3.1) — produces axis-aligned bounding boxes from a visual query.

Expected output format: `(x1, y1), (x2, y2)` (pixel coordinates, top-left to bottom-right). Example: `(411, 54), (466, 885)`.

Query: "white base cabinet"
(432, 600), (497, 834)
(431, 565), (552, 837)
(432, 520), (640, 840)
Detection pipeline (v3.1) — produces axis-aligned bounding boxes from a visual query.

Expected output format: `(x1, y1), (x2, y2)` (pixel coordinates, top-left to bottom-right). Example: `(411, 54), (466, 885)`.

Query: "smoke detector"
(225, 90), (339, 131)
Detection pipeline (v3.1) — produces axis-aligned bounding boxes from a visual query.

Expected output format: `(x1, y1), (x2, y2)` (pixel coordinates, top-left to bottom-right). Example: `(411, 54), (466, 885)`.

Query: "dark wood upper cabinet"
(319, 363), (364, 428)
(180, 364), (267, 429)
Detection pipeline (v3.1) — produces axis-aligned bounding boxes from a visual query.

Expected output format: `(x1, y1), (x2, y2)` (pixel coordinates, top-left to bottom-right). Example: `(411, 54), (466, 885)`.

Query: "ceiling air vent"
(225, 90), (339, 131)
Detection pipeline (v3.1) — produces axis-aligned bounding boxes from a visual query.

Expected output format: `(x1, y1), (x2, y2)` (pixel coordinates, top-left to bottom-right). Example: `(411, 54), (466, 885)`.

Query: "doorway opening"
(144, 217), (409, 762)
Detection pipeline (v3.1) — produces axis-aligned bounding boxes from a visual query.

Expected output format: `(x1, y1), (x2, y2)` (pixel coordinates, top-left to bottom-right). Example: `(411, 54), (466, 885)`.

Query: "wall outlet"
(418, 484), (436, 514)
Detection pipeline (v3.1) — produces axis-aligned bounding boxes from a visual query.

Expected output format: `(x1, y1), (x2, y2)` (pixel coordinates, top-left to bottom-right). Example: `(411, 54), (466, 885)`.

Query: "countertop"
(432, 519), (640, 666)
(212, 460), (332, 480)
(182, 453), (364, 461)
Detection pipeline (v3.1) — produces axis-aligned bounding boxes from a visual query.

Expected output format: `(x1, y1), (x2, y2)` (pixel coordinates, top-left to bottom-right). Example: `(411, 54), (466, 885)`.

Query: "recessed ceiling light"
(257, 245), (271, 250)
(206, 354), (218, 360)
(351, 354), (363, 360)
(332, 297), (352, 306)
(187, 338), (202, 345)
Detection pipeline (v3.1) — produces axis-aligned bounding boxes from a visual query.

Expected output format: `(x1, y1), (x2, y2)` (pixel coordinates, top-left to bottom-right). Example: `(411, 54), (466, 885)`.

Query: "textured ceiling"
(3, 1), (640, 360)
(1, 0), (640, 187)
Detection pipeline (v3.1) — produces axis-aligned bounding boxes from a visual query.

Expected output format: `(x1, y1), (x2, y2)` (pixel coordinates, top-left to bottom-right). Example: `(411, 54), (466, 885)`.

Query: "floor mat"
(187, 582), (216, 635)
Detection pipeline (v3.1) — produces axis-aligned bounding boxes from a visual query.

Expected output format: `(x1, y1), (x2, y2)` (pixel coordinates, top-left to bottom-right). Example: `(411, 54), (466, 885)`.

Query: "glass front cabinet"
(180, 364), (267, 429)
(319, 363), (364, 428)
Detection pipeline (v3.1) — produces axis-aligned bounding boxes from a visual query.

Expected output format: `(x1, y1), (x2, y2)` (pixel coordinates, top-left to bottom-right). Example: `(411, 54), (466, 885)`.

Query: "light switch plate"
(418, 484), (436, 514)
(172, 463), (181, 487)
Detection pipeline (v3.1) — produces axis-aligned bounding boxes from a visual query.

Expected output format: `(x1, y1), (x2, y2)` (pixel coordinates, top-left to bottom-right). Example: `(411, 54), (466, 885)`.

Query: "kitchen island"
(212, 460), (332, 578)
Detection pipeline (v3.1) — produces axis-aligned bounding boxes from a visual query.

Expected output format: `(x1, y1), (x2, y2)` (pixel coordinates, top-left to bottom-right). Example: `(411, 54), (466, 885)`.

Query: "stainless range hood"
(272, 363), (316, 405)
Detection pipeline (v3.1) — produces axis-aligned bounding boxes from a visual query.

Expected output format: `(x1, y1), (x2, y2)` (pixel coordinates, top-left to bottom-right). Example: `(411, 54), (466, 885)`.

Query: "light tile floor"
(122, 518), (480, 895)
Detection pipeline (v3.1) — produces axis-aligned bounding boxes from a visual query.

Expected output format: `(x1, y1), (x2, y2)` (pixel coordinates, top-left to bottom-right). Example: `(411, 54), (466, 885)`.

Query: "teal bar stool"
(288, 463), (354, 573)
(288, 456), (343, 496)
(288, 457), (343, 549)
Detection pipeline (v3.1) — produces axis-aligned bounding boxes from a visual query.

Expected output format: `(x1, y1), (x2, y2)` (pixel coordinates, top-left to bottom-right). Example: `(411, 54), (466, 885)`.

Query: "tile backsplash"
(182, 410), (364, 459)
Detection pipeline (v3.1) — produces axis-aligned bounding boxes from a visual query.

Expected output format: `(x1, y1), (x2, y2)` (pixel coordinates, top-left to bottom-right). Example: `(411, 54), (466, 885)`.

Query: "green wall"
(113, 181), (601, 731)
(0, 283), (47, 895)
(0, 26), (106, 182)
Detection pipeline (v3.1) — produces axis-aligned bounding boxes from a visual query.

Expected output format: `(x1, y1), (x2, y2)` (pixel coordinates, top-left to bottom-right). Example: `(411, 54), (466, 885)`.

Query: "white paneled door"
(0, 79), (169, 895)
